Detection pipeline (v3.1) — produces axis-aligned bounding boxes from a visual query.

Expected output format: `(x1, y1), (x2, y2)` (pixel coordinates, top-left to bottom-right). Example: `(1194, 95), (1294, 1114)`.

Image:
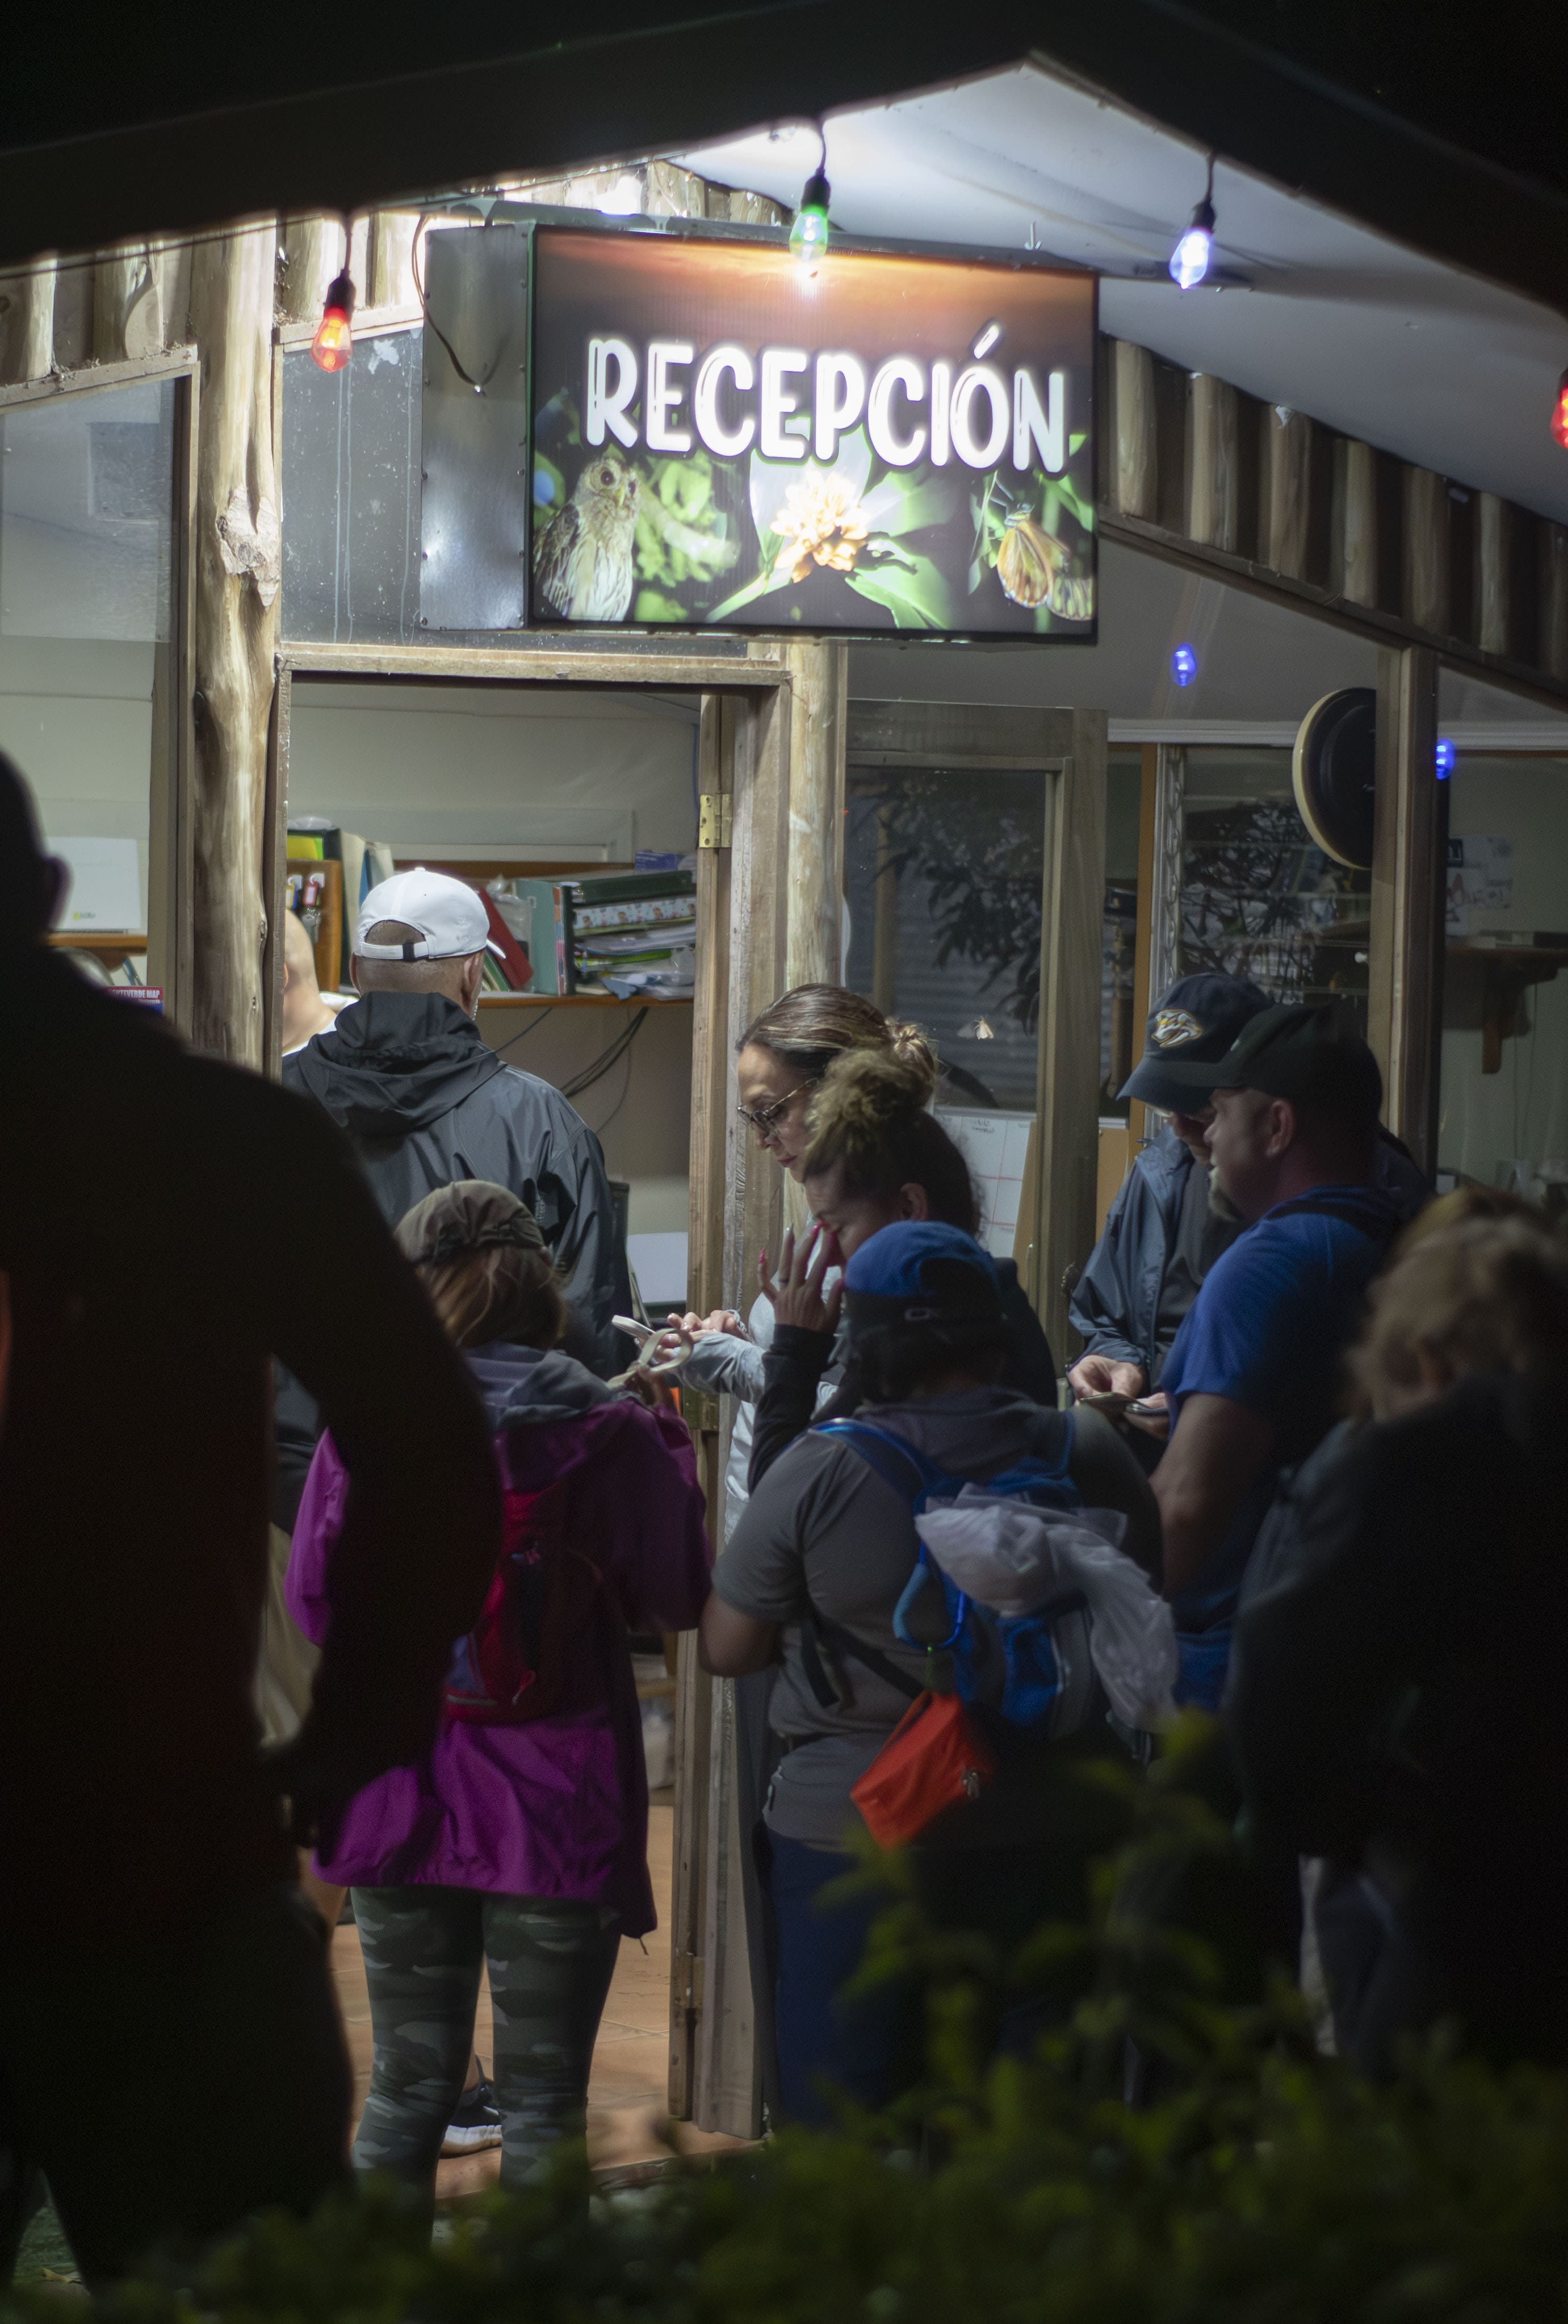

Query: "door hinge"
(681, 1385), (720, 1435)
(680, 1950), (706, 2014)
(698, 792), (732, 850)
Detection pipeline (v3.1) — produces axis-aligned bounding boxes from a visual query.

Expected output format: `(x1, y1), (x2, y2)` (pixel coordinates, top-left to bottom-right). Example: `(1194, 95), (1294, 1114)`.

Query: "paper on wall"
(1445, 834), (1514, 938)
(48, 836), (142, 932)
(935, 1109), (1035, 1260)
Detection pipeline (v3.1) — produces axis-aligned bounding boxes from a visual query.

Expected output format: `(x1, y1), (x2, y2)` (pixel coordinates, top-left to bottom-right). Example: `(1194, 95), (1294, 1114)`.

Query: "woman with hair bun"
(747, 1044), (1058, 1490)
(665, 985), (940, 1539)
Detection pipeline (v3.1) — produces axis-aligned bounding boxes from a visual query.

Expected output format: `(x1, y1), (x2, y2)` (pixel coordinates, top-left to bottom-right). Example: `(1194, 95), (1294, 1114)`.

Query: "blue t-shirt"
(1161, 1185), (1400, 1630)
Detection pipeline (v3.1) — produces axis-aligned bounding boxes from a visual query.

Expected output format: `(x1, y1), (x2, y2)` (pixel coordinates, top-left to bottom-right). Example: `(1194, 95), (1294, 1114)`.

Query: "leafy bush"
(14, 1730), (1568, 2323)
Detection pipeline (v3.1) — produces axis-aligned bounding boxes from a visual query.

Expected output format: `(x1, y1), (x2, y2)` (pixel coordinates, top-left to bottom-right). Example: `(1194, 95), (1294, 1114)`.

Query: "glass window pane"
(1178, 747), (1371, 1035)
(280, 328), (423, 645)
(0, 378), (175, 996)
(1440, 752), (1568, 1199)
(845, 766), (1046, 1113)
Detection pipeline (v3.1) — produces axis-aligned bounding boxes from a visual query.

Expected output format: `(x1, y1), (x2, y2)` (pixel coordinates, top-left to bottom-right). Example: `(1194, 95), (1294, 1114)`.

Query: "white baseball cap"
(354, 868), (503, 962)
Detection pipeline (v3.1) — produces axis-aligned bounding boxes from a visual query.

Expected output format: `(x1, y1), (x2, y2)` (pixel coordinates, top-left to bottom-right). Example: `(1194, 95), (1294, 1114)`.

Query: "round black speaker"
(1292, 687), (1377, 869)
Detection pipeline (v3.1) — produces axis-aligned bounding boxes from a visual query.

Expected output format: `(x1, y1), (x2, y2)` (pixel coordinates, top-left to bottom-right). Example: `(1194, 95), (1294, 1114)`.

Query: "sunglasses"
(736, 1081), (816, 1136)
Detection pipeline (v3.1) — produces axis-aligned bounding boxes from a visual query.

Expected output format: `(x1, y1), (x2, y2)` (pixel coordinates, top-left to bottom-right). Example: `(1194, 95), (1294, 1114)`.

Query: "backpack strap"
(797, 1615), (925, 1711)
(813, 1416), (969, 1660)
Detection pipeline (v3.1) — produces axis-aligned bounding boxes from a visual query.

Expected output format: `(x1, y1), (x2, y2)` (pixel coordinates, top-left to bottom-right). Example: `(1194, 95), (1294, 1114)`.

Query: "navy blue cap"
(1120, 971), (1273, 1112)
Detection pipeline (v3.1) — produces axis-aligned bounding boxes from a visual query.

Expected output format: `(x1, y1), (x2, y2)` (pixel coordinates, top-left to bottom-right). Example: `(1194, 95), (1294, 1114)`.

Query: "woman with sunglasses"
(662, 985), (938, 1542)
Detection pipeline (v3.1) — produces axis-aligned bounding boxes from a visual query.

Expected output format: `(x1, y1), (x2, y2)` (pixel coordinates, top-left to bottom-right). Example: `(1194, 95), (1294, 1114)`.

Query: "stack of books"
(487, 867), (697, 996)
(566, 867), (697, 996)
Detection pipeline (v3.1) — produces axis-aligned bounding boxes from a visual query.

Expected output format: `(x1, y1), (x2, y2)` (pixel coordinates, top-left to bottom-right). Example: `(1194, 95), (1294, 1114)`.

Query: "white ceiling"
(678, 61), (1568, 524)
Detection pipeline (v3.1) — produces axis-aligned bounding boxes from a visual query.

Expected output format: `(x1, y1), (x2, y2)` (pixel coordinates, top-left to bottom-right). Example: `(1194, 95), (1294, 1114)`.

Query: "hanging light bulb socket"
(311, 269), (356, 375)
(1552, 366), (1568, 451)
(1169, 159), (1216, 291)
(789, 130), (831, 273)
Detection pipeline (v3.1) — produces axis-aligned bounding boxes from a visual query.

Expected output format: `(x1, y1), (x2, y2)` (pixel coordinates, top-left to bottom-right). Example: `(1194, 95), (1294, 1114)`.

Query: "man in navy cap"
(1148, 1002), (1407, 1701)
(1069, 973), (1271, 1408)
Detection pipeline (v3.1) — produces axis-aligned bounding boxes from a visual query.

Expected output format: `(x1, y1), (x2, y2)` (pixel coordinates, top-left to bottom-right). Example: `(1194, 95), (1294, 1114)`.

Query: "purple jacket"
(287, 1344), (711, 1934)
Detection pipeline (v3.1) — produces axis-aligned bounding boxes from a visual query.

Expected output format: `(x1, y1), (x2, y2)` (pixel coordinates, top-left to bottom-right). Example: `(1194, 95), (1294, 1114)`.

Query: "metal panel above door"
(419, 224), (531, 631)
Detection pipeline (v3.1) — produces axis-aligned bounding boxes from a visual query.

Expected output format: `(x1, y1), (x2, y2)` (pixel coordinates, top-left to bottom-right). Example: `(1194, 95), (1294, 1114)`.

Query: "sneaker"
(442, 2076), (503, 2155)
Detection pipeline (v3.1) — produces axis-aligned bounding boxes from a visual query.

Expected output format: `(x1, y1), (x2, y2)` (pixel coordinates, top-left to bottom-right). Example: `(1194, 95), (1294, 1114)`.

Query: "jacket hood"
(283, 991), (503, 1138)
(856, 1387), (1067, 1481)
(466, 1342), (620, 1430)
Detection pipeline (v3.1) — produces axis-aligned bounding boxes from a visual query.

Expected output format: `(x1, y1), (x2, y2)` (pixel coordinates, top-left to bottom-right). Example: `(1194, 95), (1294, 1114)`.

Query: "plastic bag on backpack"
(915, 1490), (1178, 1730)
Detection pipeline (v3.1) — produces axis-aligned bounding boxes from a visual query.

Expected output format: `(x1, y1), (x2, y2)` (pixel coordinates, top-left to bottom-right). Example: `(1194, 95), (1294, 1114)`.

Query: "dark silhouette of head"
(0, 753), (65, 950)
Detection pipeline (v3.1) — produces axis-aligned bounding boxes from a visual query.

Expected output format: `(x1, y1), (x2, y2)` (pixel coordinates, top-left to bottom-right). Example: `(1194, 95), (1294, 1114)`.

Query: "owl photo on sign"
(533, 451), (641, 622)
(996, 509), (1094, 622)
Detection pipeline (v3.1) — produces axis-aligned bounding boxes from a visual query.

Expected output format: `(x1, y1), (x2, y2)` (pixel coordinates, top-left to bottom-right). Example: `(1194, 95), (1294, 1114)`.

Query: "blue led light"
(1435, 739), (1455, 779)
(1170, 644), (1198, 688)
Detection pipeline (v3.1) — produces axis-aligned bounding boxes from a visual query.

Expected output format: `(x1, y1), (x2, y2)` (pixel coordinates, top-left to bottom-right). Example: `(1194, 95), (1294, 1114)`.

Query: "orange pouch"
(850, 1691), (999, 1849)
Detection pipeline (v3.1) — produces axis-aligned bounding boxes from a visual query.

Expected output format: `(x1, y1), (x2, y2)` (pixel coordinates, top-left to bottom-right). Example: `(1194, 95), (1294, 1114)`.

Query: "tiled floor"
(334, 1797), (747, 2198)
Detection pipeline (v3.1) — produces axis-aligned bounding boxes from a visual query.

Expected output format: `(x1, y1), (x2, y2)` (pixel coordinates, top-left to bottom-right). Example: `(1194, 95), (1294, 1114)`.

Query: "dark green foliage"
(15, 1730), (1568, 2323)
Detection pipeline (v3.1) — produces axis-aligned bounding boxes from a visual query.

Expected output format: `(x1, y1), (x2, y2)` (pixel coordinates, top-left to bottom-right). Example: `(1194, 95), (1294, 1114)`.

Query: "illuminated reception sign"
(418, 222), (1096, 639)
(531, 228), (1095, 639)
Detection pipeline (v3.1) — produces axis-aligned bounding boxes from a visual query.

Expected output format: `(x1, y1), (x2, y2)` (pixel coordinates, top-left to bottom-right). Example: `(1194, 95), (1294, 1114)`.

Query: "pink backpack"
(442, 1472), (607, 1724)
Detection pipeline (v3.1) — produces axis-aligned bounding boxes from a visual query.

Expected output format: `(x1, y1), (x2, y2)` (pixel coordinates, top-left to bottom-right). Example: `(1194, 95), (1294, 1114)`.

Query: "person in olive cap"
(1149, 1002), (1408, 1703)
(1069, 973), (1272, 1406)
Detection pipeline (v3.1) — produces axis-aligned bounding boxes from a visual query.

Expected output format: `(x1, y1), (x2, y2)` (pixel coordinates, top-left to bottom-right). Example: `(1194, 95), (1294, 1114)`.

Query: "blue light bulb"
(1435, 739), (1455, 779)
(1170, 644), (1198, 688)
(1169, 194), (1216, 291)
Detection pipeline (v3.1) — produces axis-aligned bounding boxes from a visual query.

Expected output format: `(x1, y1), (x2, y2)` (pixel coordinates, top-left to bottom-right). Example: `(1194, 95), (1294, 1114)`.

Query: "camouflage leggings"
(350, 1887), (621, 2193)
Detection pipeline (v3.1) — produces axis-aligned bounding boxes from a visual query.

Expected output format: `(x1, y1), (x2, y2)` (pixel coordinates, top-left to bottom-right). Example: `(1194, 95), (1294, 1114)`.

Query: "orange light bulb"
(1553, 368), (1568, 452)
(310, 270), (357, 375)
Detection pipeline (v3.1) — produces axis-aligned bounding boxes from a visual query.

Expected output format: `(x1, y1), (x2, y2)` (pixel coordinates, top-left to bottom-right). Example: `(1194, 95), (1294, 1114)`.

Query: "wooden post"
(1262, 405), (1311, 579)
(782, 639), (847, 990)
(1130, 744), (1158, 1149)
(1111, 341), (1156, 520)
(1473, 493), (1511, 659)
(1542, 523), (1568, 685)
(279, 217), (341, 325)
(187, 221), (282, 1064)
(1186, 374), (1238, 551)
(1368, 645), (1443, 1173)
(1402, 467), (1451, 638)
(367, 212), (419, 310)
(688, 678), (791, 2143)
(1034, 709), (1109, 1360)
(1332, 437), (1378, 607)
(668, 691), (731, 2124)
(0, 258), (56, 385)
(871, 801), (899, 1015)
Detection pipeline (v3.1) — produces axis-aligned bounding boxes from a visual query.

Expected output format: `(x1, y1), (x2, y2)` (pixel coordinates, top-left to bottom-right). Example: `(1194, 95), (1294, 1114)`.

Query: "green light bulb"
(790, 169), (831, 270)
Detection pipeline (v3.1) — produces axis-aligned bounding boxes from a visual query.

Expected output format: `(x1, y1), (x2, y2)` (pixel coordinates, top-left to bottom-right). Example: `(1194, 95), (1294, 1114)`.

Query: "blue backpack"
(811, 1416), (1102, 1741)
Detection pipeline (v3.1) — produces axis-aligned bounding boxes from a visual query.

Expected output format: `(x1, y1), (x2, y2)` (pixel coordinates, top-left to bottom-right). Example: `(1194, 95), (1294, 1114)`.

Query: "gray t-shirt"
(714, 1389), (1158, 1849)
(1152, 1155), (1211, 1387)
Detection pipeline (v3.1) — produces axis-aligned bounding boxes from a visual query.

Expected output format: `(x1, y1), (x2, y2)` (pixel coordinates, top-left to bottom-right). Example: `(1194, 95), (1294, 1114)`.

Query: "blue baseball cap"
(1120, 971), (1273, 1112)
(843, 1222), (1001, 1348)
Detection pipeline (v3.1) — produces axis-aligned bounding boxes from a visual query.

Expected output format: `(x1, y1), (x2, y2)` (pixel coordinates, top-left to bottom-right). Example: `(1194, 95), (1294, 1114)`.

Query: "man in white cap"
(283, 868), (630, 1373)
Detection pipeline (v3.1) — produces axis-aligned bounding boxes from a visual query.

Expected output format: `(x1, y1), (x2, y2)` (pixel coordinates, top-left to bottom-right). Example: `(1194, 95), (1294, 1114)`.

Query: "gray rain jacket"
(284, 991), (630, 1370)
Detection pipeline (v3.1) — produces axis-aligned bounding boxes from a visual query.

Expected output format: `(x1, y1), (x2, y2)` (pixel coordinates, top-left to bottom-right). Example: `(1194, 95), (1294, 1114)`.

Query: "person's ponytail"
(802, 1048), (979, 1236)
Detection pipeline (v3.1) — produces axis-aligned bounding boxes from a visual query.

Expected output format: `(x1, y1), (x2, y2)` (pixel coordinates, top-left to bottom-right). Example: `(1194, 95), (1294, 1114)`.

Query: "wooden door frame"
(843, 700), (1109, 1362)
(271, 637), (792, 2128)
(3, 350), (199, 1034)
